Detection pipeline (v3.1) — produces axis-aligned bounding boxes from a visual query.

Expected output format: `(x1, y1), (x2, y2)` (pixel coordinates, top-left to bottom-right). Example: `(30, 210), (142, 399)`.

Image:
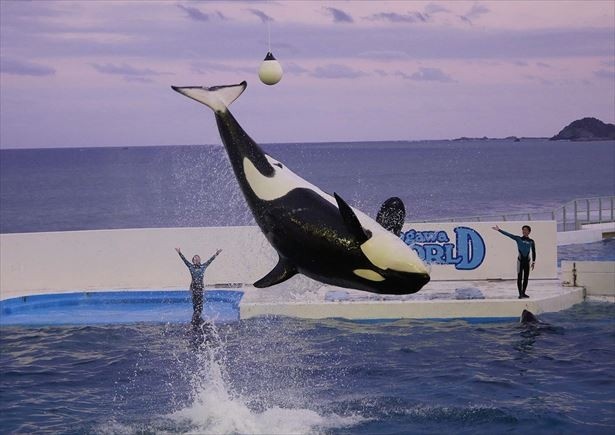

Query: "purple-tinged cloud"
(394, 70), (412, 80)
(311, 64), (365, 79)
(365, 12), (428, 24)
(0, 57), (55, 76)
(514, 60), (528, 66)
(177, 4), (210, 22)
(91, 63), (168, 76)
(374, 69), (389, 77)
(248, 8), (273, 23)
(282, 62), (309, 75)
(424, 3), (450, 14)
(465, 3), (490, 20)
(524, 74), (552, 85)
(324, 7), (353, 23)
(359, 50), (408, 60)
(593, 69), (614, 80)
(410, 67), (454, 82)
(536, 62), (551, 68)
(191, 61), (254, 75)
(124, 76), (154, 83)
(459, 15), (472, 25)
(459, 2), (490, 25)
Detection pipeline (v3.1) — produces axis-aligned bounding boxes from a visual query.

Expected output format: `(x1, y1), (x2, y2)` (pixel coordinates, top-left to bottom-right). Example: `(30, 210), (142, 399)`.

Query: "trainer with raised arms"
(175, 247), (222, 325)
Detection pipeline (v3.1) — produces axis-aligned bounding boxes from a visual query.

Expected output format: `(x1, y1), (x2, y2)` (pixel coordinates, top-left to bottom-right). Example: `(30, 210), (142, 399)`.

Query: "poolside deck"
(238, 278), (584, 320)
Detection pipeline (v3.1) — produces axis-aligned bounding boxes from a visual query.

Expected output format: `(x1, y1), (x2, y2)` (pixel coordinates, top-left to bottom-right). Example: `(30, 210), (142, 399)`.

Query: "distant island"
(550, 117), (615, 141)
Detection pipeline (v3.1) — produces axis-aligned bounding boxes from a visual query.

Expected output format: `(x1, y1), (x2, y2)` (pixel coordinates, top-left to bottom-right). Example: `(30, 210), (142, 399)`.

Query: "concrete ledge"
(561, 261), (615, 296)
(558, 223), (615, 245)
(239, 280), (585, 320)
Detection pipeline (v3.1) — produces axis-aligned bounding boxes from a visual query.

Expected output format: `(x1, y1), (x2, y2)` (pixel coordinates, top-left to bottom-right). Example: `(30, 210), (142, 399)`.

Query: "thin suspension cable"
(267, 19), (271, 52)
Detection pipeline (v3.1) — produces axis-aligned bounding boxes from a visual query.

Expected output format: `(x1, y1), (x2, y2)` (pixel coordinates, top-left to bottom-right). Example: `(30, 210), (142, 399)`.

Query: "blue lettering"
(402, 227), (486, 270)
(454, 227), (486, 270)
(424, 244), (446, 264)
(411, 244), (425, 260)
(437, 231), (450, 243)
(443, 243), (462, 265)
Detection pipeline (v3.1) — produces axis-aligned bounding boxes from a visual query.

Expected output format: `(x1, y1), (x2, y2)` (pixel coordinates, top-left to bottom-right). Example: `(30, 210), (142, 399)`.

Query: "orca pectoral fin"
(254, 257), (297, 288)
(334, 192), (371, 244)
(376, 197), (406, 236)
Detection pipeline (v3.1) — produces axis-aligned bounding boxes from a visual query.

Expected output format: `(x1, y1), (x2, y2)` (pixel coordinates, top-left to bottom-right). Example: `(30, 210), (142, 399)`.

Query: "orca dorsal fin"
(376, 197), (406, 236)
(253, 257), (297, 288)
(334, 192), (371, 244)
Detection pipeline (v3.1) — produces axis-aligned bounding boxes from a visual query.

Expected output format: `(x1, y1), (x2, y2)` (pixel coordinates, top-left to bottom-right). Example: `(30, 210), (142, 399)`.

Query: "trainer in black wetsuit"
(175, 247), (222, 324)
(493, 225), (536, 299)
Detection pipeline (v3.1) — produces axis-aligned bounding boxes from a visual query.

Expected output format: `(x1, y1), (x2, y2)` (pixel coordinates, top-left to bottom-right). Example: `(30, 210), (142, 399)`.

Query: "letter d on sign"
(454, 227), (486, 270)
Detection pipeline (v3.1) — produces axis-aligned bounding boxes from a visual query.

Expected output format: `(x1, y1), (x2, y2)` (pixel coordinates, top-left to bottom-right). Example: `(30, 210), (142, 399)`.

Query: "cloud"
(177, 4), (210, 22)
(465, 3), (490, 20)
(191, 61), (254, 75)
(311, 64), (366, 79)
(523, 74), (552, 85)
(536, 62), (551, 68)
(409, 67), (454, 82)
(424, 3), (450, 15)
(248, 8), (273, 23)
(324, 7), (353, 23)
(358, 50), (409, 60)
(0, 57), (56, 76)
(365, 12), (428, 24)
(593, 69), (614, 80)
(513, 60), (528, 66)
(282, 62), (309, 75)
(91, 63), (169, 77)
(394, 70), (412, 80)
(460, 2), (490, 25)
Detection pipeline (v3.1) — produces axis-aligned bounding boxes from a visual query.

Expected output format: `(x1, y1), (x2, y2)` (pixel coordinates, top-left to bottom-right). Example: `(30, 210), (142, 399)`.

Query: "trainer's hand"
(492, 225), (500, 231)
(175, 247), (181, 254)
(216, 249), (223, 255)
(531, 262), (535, 271)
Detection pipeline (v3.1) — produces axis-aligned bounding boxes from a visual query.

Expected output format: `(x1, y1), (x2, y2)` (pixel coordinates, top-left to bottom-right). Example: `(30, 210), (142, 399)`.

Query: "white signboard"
(401, 221), (557, 280)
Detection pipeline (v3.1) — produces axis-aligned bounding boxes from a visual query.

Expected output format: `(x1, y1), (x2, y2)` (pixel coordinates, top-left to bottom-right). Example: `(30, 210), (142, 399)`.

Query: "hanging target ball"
(258, 52), (283, 85)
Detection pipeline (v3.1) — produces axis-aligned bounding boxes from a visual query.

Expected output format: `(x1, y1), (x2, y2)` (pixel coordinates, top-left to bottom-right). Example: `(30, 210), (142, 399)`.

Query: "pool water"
(1, 302), (614, 434)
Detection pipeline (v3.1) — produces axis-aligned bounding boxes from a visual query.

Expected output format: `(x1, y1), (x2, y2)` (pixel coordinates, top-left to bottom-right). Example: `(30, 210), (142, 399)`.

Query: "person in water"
(175, 247), (222, 325)
(492, 225), (536, 299)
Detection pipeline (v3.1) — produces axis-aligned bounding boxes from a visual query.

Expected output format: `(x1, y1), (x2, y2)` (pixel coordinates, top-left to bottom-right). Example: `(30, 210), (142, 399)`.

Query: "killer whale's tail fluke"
(171, 82), (247, 113)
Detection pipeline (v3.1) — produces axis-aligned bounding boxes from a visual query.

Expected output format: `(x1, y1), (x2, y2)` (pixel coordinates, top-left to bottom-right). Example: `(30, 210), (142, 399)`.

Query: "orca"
(172, 82), (430, 295)
(520, 309), (540, 324)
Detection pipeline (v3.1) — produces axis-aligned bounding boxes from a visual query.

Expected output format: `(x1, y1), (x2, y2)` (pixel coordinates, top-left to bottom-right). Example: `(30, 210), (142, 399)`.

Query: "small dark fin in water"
(520, 309), (539, 324)
(376, 197), (406, 236)
(334, 192), (371, 244)
(254, 257), (297, 288)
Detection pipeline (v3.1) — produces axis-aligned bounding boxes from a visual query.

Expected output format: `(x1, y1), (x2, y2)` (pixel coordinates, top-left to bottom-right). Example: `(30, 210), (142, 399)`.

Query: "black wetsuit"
(498, 230), (536, 297)
(178, 251), (219, 323)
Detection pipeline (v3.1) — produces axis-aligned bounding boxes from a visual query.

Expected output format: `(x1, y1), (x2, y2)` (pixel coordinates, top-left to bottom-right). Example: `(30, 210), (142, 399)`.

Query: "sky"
(0, 0), (614, 148)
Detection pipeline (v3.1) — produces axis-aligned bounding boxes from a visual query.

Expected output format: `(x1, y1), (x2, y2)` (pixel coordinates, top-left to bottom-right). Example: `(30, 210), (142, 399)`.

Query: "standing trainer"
(175, 247), (222, 325)
(492, 225), (536, 299)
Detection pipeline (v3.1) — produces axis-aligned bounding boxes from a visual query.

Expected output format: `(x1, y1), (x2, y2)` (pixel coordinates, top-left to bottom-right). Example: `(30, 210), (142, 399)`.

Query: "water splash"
(170, 323), (363, 434)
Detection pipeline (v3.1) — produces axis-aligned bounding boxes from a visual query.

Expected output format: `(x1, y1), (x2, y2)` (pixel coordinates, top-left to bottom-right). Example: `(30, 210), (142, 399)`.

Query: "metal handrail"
(419, 195), (615, 232)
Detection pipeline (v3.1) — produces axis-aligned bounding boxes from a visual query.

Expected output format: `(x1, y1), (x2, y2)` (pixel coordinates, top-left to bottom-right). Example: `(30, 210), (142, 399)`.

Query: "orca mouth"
(418, 273), (430, 288)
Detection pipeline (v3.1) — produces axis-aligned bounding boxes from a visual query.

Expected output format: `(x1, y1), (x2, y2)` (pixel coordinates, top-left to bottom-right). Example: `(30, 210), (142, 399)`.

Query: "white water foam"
(170, 328), (363, 435)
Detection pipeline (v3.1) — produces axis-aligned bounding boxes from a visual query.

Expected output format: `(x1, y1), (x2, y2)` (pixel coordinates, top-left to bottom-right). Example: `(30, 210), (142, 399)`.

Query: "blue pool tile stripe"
(0, 290), (244, 326)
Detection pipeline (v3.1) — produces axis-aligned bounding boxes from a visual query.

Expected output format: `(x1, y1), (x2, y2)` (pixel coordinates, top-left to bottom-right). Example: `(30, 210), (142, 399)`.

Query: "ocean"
(1, 139), (614, 233)
(1, 139), (614, 433)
